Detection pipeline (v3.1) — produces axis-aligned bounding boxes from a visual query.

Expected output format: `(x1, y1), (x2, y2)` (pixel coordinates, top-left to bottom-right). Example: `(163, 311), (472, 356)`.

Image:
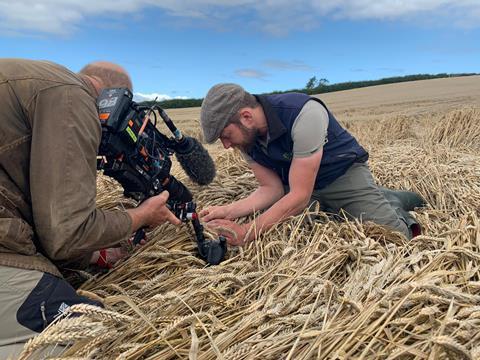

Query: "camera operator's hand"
(199, 205), (233, 222)
(128, 191), (181, 232)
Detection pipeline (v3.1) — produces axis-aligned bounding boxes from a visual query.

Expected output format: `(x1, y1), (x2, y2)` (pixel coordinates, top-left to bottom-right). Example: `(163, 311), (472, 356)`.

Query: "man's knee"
(16, 272), (103, 334)
(0, 266), (102, 352)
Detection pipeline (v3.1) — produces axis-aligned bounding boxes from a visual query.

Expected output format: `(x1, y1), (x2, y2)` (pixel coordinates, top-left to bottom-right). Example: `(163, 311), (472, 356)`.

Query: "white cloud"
(1, 0), (479, 36)
(133, 92), (188, 102)
(263, 59), (313, 71)
(235, 69), (268, 79)
(0, 0), (146, 35)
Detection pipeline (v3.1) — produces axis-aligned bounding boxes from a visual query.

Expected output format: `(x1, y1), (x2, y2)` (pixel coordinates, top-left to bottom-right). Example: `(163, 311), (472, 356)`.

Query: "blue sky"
(1, 1), (479, 101)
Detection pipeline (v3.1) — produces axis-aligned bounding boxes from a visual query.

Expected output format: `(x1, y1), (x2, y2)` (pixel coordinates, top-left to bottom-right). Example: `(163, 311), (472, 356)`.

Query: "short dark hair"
(79, 62), (132, 90)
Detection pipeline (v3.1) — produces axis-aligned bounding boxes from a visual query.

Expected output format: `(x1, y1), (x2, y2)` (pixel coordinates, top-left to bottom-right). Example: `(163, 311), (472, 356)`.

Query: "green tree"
(318, 78), (329, 86)
(305, 76), (318, 90)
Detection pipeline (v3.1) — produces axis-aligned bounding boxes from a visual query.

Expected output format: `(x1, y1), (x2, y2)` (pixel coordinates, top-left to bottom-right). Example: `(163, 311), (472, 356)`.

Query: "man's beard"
(238, 123), (260, 153)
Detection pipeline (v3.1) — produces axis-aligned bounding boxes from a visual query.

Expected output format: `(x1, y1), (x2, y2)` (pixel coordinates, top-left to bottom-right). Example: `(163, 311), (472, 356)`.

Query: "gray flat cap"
(200, 83), (247, 143)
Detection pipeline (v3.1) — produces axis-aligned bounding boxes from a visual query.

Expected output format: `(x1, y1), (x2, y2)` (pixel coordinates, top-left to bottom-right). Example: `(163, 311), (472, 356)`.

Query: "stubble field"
(19, 76), (480, 359)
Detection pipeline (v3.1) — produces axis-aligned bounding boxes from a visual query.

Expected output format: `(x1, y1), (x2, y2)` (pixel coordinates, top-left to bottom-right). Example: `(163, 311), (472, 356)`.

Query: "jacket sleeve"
(28, 84), (132, 264)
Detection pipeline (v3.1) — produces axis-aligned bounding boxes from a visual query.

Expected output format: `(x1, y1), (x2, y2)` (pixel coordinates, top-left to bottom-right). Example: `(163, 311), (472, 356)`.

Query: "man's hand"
(199, 205), (233, 222)
(206, 219), (248, 246)
(128, 191), (182, 232)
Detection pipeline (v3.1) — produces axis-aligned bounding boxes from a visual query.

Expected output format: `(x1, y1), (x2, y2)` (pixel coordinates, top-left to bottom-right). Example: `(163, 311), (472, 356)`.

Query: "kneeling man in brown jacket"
(0, 59), (181, 357)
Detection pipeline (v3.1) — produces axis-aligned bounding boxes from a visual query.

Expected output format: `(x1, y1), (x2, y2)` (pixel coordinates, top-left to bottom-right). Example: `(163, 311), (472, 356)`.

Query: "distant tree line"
(139, 73), (478, 109)
(294, 73), (479, 96)
(139, 97), (203, 109)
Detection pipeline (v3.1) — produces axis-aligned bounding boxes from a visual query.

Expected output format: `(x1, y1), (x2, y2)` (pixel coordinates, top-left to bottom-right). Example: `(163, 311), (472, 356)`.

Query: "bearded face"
(236, 121), (260, 153)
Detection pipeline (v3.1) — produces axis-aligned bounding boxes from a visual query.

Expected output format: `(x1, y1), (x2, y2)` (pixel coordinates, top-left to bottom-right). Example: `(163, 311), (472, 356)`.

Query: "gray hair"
(79, 61), (132, 90)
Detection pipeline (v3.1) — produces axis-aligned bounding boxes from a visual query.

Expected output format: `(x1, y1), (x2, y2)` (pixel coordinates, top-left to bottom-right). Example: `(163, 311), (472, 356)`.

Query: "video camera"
(96, 88), (226, 265)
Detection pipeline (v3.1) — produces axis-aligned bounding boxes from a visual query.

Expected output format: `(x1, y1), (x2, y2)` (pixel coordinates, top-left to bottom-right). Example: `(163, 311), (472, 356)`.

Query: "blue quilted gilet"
(247, 93), (368, 190)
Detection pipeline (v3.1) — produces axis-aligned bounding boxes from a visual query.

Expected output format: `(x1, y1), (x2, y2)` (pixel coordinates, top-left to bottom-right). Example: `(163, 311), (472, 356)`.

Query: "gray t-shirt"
(243, 100), (329, 162)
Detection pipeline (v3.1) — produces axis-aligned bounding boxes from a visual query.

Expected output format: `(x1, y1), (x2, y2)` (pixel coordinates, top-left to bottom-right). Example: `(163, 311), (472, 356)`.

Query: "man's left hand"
(206, 219), (248, 246)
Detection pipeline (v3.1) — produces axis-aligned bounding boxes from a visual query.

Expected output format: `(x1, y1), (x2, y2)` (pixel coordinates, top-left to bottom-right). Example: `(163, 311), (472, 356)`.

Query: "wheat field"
(19, 76), (480, 359)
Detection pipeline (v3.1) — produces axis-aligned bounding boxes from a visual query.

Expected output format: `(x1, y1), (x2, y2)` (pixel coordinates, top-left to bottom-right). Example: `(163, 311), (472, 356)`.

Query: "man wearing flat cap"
(199, 83), (425, 245)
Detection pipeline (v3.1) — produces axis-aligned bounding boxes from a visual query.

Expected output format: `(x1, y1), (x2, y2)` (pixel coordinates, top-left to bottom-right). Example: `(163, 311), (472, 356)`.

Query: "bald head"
(79, 61), (132, 91)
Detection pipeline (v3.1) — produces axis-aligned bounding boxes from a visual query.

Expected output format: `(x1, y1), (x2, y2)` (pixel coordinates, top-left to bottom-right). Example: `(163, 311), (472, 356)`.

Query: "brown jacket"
(0, 59), (132, 277)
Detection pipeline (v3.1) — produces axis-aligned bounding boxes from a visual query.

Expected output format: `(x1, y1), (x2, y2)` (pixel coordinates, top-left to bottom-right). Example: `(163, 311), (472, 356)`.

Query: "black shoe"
(380, 187), (426, 238)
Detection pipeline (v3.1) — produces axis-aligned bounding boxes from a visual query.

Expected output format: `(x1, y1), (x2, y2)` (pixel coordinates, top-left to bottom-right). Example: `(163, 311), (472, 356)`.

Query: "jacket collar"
(255, 95), (288, 144)
(78, 74), (99, 98)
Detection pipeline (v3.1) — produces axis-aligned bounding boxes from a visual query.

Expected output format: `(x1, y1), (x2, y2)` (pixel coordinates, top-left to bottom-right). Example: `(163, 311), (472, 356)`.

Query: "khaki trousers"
(309, 162), (411, 238)
(0, 265), (102, 359)
(0, 266), (43, 349)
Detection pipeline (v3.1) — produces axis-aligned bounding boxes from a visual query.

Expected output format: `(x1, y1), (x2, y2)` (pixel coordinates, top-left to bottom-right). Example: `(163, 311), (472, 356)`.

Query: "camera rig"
(96, 88), (226, 265)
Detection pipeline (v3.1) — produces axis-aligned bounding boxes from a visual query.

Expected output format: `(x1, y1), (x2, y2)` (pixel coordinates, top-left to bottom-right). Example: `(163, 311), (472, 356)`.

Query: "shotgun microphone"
(174, 136), (216, 185)
(156, 108), (216, 185)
